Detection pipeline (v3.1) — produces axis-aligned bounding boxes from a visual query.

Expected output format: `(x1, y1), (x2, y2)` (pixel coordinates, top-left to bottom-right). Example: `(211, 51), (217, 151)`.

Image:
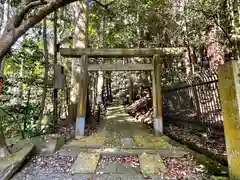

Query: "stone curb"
(0, 144), (35, 180)
(100, 151), (138, 157)
(165, 132), (228, 166)
(162, 135), (229, 176)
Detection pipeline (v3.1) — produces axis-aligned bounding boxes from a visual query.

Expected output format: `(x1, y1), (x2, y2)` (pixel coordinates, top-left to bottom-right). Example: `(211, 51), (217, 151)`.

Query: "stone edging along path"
(0, 134), (66, 180)
(160, 135), (228, 177)
(0, 144), (34, 180)
(165, 132), (228, 166)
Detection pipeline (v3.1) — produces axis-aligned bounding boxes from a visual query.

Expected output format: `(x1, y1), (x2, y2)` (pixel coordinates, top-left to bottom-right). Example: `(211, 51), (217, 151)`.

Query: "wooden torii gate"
(60, 47), (186, 136)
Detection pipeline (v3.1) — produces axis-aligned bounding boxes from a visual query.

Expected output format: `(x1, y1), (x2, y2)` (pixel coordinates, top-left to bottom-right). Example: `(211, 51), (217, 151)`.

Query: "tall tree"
(39, 18), (49, 120)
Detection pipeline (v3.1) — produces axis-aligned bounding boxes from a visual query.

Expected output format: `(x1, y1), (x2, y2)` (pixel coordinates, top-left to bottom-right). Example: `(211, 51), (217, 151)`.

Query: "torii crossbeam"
(59, 47), (186, 58)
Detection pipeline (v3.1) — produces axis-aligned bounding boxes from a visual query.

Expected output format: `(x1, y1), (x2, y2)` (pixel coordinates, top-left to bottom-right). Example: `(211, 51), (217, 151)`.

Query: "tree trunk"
(18, 34), (26, 101)
(106, 72), (109, 102)
(0, 1), (4, 34)
(52, 10), (58, 132)
(22, 87), (31, 138)
(129, 77), (133, 104)
(0, 109), (9, 157)
(97, 71), (104, 106)
(94, 72), (98, 111)
(39, 18), (49, 120)
(0, 0), (9, 157)
(67, 0), (89, 123)
(109, 72), (112, 102)
(92, 72), (97, 113)
(96, 12), (105, 109)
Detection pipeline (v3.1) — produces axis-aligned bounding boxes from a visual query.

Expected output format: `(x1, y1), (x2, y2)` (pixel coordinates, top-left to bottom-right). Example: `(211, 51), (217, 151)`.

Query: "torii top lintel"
(59, 47), (187, 58)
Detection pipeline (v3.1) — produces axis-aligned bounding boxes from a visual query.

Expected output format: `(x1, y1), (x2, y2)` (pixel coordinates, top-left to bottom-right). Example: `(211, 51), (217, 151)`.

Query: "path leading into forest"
(13, 106), (210, 180)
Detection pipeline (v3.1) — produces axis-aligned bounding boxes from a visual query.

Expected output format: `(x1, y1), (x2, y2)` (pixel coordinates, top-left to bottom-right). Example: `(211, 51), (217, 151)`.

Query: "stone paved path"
(56, 106), (189, 178)
(13, 105), (196, 180)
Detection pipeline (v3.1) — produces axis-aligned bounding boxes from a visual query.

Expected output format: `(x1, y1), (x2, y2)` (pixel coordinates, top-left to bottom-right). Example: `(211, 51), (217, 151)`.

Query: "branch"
(0, 106), (17, 122)
(190, 7), (233, 46)
(14, 0), (48, 28)
(93, 0), (106, 8)
(212, 14), (233, 46)
(0, 0), (79, 61)
(19, 0), (79, 31)
(93, 0), (115, 9)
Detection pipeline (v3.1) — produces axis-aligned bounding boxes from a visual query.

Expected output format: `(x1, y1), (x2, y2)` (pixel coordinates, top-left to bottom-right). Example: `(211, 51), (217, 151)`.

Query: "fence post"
(192, 85), (201, 124)
(152, 54), (163, 135)
(218, 60), (240, 179)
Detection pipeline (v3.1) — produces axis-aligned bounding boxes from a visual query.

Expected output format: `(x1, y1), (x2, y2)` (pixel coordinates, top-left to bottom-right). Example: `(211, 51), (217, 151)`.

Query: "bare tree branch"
(212, 14), (233, 46)
(93, 0), (115, 9)
(14, 0), (48, 28)
(0, 0), (80, 64)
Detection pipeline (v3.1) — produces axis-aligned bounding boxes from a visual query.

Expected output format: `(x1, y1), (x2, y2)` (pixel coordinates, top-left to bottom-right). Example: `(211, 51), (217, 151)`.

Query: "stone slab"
(139, 153), (165, 176)
(100, 148), (187, 158)
(12, 134), (65, 155)
(100, 150), (137, 157)
(0, 144), (34, 180)
(96, 162), (141, 175)
(210, 176), (229, 180)
(121, 138), (133, 148)
(13, 172), (162, 180)
(96, 163), (118, 174)
(133, 135), (172, 149)
(57, 145), (83, 157)
(70, 152), (100, 174)
(116, 163), (141, 175)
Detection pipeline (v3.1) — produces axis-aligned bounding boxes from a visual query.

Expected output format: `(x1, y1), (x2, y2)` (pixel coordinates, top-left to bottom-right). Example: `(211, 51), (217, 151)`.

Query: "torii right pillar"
(152, 54), (163, 135)
(219, 60), (240, 179)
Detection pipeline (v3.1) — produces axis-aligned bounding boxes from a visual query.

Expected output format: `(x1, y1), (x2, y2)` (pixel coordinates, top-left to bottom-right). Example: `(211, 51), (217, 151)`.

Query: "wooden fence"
(163, 70), (223, 132)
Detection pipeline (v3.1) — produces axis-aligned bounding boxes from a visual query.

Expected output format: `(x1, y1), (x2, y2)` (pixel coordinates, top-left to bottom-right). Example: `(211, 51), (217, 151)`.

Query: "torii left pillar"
(75, 0), (89, 137)
(152, 54), (163, 135)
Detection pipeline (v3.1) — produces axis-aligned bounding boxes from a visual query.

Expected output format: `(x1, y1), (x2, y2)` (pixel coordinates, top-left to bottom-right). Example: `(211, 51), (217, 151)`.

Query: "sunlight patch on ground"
(133, 135), (172, 149)
(71, 132), (106, 147)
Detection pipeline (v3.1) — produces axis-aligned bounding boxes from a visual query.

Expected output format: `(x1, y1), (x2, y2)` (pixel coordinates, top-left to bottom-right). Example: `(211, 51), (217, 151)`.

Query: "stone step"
(96, 163), (141, 175)
(100, 147), (187, 158)
(18, 172), (155, 180)
(70, 149), (169, 177)
(58, 144), (188, 159)
(139, 153), (165, 176)
(70, 152), (100, 174)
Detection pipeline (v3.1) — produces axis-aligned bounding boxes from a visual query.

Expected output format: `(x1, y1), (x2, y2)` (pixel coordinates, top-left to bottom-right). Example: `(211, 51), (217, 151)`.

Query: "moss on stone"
(70, 152), (100, 174)
(12, 134), (66, 155)
(162, 135), (228, 176)
(139, 153), (165, 176)
(210, 175), (229, 180)
(73, 131), (106, 147)
(219, 61), (240, 179)
(133, 134), (172, 149)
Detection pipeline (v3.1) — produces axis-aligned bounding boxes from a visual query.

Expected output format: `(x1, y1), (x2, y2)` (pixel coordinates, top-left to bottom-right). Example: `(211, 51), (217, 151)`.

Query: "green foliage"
(5, 39), (44, 78)
(1, 38), (47, 139)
